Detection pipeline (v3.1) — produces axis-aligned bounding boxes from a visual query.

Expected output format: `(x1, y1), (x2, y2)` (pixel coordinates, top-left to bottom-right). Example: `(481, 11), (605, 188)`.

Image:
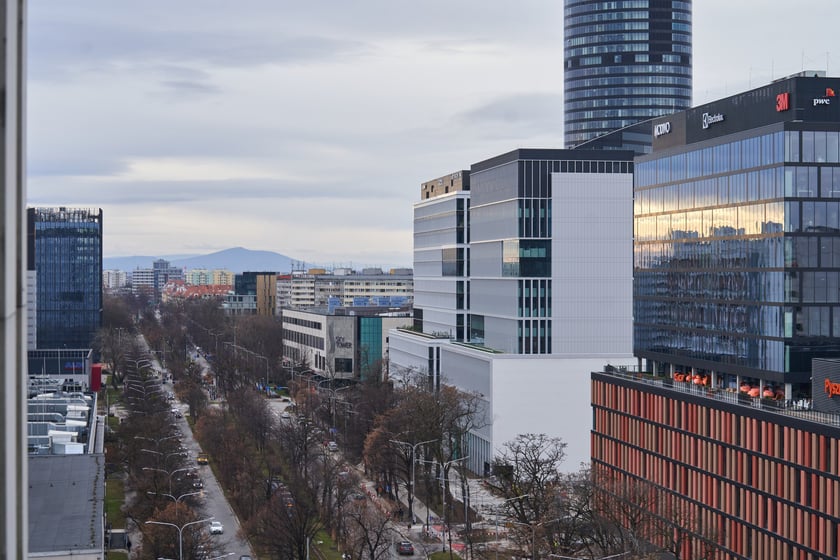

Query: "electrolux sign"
(701, 112), (725, 129)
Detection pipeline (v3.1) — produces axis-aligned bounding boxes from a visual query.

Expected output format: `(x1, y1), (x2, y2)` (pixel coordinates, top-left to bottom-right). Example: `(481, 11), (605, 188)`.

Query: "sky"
(26, 1), (839, 269)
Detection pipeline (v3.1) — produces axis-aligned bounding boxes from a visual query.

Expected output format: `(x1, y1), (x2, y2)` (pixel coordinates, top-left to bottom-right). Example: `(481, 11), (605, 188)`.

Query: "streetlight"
(147, 490), (203, 504)
(141, 448), (185, 469)
(143, 466), (193, 494)
(509, 518), (561, 560)
(145, 517), (214, 560)
(419, 456), (470, 555)
(390, 438), (438, 525)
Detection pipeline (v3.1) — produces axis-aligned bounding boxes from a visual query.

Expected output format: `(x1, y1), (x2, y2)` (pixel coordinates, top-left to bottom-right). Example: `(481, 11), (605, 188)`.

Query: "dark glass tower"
(564, 0), (692, 148)
(28, 207), (103, 350)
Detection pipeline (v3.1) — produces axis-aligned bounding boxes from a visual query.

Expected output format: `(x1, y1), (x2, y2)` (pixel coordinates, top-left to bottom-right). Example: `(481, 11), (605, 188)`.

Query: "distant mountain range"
(103, 247), (295, 274)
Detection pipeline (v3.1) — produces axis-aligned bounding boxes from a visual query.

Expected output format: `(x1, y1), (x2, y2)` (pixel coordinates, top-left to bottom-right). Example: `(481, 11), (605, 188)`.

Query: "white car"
(209, 521), (224, 535)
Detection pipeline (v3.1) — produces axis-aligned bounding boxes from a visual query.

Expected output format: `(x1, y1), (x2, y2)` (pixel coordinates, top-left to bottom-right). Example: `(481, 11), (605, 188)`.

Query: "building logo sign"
(776, 92), (790, 112)
(814, 88), (836, 107)
(825, 378), (840, 397)
(701, 112), (725, 129)
(654, 122), (672, 138)
(334, 336), (352, 349)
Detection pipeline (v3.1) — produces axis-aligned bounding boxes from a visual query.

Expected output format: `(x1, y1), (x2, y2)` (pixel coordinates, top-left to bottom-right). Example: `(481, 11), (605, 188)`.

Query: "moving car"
(397, 541), (414, 555)
(197, 453), (209, 465)
(209, 521), (224, 535)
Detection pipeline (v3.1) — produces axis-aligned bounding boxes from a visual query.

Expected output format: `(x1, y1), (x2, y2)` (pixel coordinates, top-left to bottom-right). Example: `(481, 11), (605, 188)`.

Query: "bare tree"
(246, 477), (323, 560)
(343, 501), (396, 560)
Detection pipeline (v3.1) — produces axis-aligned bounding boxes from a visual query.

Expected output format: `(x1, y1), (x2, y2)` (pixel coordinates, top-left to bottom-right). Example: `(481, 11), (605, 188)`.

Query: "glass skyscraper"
(564, 0), (692, 148)
(28, 207), (103, 350)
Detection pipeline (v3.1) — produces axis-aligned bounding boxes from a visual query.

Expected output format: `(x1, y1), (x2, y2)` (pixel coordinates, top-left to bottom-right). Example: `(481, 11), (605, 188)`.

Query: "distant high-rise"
(28, 207), (103, 350)
(564, 0), (692, 148)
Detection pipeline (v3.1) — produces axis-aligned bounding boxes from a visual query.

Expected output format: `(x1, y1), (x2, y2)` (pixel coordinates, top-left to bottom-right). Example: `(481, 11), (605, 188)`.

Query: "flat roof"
(28, 453), (104, 554)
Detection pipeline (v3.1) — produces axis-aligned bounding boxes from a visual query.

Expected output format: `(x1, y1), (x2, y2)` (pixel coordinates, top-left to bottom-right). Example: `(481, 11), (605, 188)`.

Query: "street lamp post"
(143, 466), (193, 495)
(390, 438), (438, 525)
(147, 490), (203, 504)
(509, 518), (561, 560)
(419, 456), (470, 555)
(145, 517), (214, 560)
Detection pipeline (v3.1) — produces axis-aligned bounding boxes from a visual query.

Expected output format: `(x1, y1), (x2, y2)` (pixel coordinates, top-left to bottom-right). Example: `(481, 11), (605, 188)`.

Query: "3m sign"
(776, 92), (790, 112)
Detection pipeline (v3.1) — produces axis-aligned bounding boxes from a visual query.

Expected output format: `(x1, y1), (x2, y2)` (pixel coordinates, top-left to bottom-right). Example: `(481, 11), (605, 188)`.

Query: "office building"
(28, 207), (103, 351)
(223, 271), (277, 316)
(564, 0), (692, 148)
(592, 74), (840, 558)
(390, 149), (636, 471)
(0, 2), (29, 556)
(283, 306), (411, 380)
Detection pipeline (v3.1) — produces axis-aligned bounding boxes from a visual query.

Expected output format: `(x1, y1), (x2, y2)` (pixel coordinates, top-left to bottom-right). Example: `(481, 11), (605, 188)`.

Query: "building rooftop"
(28, 453), (105, 554)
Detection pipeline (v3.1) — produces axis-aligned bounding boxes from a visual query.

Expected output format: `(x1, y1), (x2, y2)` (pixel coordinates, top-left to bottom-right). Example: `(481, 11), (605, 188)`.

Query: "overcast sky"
(26, 1), (839, 268)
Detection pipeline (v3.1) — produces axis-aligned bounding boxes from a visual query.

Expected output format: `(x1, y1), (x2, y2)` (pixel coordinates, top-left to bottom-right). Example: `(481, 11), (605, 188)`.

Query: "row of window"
(565, 85), (690, 101)
(633, 324), (784, 371)
(568, 107), (685, 121)
(564, 20), (648, 37)
(566, 74), (691, 89)
(639, 131), (840, 191)
(564, 1), (650, 16)
(283, 315), (322, 330)
(565, 63), (691, 81)
(564, 10), (648, 27)
(566, 32), (650, 48)
(282, 328), (324, 351)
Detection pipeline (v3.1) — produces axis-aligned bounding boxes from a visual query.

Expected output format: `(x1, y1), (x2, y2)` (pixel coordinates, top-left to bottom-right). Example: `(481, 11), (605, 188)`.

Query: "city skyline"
(27, 0), (838, 264)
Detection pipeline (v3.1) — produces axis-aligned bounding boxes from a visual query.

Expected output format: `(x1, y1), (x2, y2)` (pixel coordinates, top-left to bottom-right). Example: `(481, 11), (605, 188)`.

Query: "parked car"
(397, 541), (414, 555)
(193, 480), (204, 489)
(327, 441), (339, 452)
(209, 521), (224, 535)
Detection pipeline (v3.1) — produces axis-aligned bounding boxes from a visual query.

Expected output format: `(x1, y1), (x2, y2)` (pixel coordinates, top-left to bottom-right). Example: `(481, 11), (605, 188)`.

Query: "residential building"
(27, 207), (103, 351)
(130, 267), (154, 297)
(185, 268), (235, 286)
(390, 149), (636, 472)
(130, 259), (183, 301)
(592, 73), (840, 558)
(102, 269), (127, 291)
(284, 270), (414, 310)
(564, 0), (692, 148)
(283, 306), (411, 380)
(0, 2), (29, 555)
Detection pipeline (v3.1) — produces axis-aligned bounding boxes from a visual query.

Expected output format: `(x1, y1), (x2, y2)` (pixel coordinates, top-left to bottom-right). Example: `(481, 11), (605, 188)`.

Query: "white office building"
(389, 149), (636, 473)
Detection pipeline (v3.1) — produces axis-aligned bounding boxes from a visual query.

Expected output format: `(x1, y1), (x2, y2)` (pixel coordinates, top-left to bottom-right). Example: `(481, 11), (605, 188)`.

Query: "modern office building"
(564, 0), (692, 148)
(28, 207), (103, 351)
(592, 73), (840, 558)
(282, 306), (411, 380)
(234, 271), (277, 316)
(390, 149), (637, 471)
(0, 2), (29, 556)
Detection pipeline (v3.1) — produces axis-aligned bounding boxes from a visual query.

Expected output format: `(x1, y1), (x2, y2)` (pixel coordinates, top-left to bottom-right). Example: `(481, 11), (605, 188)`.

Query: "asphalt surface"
(160, 350), (255, 559)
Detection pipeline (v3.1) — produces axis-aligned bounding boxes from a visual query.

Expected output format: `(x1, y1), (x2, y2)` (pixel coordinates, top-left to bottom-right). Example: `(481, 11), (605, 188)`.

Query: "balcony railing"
(599, 367), (840, 428)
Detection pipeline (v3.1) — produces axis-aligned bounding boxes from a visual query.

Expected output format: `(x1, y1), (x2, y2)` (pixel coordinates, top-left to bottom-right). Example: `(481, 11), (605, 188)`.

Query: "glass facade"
(28, 208), (103, 351)
(634, 126), (840, 382)
(564, 0), (692, 147)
